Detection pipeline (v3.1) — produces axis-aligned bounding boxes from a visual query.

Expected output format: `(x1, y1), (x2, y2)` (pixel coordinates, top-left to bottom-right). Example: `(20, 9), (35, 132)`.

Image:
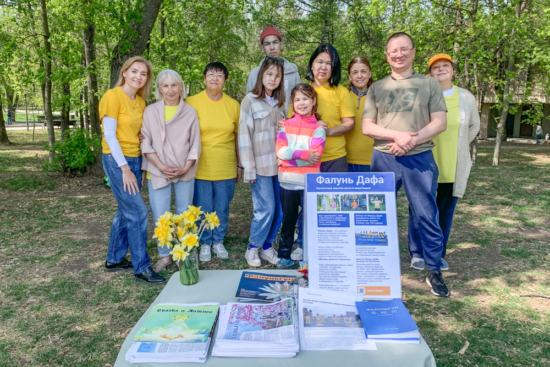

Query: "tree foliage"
(0, 0), (549, 164)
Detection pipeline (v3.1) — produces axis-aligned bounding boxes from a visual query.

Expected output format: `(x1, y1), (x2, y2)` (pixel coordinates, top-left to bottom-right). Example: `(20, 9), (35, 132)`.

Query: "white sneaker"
(290, 247), (303, 261)
(260, 247), (280, 265)
(245, 247), (261, 267)
(212, 242), (229, 259)
(199, 245), (211, 262)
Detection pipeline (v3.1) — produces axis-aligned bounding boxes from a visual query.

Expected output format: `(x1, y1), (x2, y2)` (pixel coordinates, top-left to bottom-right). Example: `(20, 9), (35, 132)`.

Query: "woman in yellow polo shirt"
(99, 56), (165, 285)
(408, 54), (480, 271)
(345, 56), (375, 172)
(186, 62), (242, 263)
(306, 44), (355, 172)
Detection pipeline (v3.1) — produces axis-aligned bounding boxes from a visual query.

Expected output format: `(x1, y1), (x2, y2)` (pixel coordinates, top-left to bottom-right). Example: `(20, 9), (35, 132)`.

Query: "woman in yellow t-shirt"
(306, 44), (355, 172)
(186, 62), (242, 263)
(99, 56), (165, 285)
(345, 57), (375, 172)
(408, 54), (480, 272)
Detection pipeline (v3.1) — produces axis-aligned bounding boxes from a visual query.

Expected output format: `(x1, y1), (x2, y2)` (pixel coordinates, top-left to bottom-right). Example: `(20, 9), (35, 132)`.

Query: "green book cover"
(134, 304), (220, 343)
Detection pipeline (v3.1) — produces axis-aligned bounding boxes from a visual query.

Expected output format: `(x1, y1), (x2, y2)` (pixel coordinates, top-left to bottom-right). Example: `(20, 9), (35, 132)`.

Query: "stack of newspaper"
(298, 288), (377, 351)
(125, 303), (220, 364)
(212, 299), (300, 358)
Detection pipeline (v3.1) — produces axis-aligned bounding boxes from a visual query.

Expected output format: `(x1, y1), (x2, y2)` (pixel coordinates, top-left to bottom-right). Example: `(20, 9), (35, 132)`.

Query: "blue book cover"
(235, 272), (297, 302)
(355, 299), (418, 337)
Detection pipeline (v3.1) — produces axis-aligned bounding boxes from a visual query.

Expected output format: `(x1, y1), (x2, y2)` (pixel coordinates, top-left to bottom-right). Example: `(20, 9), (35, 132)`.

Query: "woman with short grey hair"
(140, 69), (201, 272)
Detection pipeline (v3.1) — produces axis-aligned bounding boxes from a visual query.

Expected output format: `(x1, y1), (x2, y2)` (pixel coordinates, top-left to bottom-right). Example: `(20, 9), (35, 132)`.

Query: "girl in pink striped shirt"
(275, 84), (326, 268)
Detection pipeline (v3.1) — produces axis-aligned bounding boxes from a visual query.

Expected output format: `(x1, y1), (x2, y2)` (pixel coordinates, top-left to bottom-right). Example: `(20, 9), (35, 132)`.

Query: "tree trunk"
(6, 87), (17, 122)
(160, 13), (166, 65)
(39, 0), (55, 162)
(82, 10), (100, 137)
(28, 1), (46, 112)
(109, 0), (165, 87)
(0, 91), (11, 146)
(83, 0), (103, 175)
(492, 55), (514, 166)
(61, 82), (70, 138)
(492, 0), (526, 166)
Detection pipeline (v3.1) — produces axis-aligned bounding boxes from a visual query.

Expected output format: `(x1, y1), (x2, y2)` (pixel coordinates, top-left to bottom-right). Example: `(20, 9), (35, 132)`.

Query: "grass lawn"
(0, 129), (549, 366)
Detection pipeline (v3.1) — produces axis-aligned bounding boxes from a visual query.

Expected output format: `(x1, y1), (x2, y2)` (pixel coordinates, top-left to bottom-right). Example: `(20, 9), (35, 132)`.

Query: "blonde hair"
(115, 56), (154, 101)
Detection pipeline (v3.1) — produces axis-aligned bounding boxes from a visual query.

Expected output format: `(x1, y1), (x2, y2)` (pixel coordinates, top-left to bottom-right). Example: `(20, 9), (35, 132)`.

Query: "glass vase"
(179, 251), (199, 285)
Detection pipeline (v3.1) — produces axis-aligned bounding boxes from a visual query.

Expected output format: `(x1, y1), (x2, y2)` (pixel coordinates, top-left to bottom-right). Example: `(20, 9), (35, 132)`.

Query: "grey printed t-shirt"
(362, 73), (447, 156)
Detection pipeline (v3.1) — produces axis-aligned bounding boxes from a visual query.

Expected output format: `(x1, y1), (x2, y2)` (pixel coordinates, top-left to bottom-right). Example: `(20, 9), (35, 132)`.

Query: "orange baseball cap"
(428, 54), (452, 69)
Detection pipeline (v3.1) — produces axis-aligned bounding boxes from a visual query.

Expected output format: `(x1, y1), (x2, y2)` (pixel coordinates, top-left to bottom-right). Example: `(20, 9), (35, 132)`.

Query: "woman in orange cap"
(408, 54), (480, 271)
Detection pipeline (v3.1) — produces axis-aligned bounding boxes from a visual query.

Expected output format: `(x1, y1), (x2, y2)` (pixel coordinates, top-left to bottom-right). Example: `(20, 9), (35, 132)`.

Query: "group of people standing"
(99, 27), (480, 298)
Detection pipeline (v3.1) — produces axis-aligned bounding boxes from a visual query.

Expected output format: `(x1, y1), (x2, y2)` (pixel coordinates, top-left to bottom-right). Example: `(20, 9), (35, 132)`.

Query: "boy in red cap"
(246, 26), (301, 116)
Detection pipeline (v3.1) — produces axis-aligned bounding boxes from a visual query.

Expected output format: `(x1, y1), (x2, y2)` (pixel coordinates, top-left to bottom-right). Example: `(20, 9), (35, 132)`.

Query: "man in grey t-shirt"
(362, 32), (450, 297)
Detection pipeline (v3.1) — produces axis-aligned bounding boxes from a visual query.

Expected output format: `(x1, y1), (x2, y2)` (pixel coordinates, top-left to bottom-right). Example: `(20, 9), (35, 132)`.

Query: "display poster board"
(305, 172), (401, 300)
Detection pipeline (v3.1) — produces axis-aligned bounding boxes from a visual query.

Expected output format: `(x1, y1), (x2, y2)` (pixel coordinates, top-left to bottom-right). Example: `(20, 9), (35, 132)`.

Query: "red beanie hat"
(260, 27), (282, 44)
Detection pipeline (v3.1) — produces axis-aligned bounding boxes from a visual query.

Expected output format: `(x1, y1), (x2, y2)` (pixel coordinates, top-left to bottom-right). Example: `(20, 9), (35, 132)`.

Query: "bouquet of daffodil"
(153, 205), (220, 285)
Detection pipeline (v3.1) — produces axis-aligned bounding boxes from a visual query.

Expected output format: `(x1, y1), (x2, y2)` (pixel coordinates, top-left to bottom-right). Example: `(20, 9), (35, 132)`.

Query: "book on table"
(235, 271), (297, 302)
(212, 298), (300, 358)
(125, 303), (220, 364)
(355, 299), (420, 344)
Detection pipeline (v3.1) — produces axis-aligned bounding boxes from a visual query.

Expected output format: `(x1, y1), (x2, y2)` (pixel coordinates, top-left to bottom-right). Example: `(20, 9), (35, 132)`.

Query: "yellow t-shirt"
(146, 105), (180, 180)
(186, 91), (240, 181)
(99, 86), (146, 157)
(345, 89), (375, 165)
(432, 86), (460, 183)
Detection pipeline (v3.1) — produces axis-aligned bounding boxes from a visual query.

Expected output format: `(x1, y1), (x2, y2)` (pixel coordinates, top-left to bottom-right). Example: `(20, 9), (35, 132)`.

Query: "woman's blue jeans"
(249, 175), (283, 247)
(193, 179), (235, 245)
(103, 154), (150, 274)
(148, 179), (195, 257)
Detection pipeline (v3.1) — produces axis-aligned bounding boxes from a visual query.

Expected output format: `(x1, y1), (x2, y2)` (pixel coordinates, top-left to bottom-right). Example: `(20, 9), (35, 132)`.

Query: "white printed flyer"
(305, 172), (401, 300)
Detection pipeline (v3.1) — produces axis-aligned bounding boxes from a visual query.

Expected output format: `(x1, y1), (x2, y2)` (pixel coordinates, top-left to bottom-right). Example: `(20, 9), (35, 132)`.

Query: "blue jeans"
(348, 164), (371, 172)
(148, 179), (195, 257)
(7, 116), (12, 125)
(103, 154), (150, 274)
(249, 175), (282, 247)
(408, 183), (458, 259)
(371, 150), (443, 271)
(193, 179), (235, 245)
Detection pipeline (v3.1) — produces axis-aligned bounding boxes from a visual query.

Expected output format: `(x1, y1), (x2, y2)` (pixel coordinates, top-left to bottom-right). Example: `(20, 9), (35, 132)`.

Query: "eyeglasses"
(206, 72), (225, 80)
(266, 55), (284, 64)
(386, 47), (414, 57)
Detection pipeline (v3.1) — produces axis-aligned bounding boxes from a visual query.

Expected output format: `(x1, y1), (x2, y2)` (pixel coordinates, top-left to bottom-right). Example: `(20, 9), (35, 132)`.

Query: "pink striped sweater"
(276, 114), (326, 187)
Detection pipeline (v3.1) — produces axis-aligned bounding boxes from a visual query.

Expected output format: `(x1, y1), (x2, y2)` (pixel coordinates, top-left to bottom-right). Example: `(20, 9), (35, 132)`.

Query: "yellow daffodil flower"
(187, 205), (204, 217)
(153, 225), (173, 246)
(181, 233), (199, 248)
(170, 244), (189, 261)
(204, 212), (220, 230)
(172, 214), (184, 227)
(156, 212), (174, 228)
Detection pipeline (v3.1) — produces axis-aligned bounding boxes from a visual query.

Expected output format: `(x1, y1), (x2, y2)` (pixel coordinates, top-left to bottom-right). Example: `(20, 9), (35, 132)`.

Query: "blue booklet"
(355, 299), (418, 338)
(235, 271), (297, 302)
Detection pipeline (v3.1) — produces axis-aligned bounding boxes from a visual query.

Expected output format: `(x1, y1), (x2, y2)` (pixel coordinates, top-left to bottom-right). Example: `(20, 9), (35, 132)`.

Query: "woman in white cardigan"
(408, 54), (480, 272)
(141, 69), (201, 272)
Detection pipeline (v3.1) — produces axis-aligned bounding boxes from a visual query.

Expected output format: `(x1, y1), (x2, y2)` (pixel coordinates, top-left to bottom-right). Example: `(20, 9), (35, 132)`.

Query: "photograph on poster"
(368, 194), (386, 211)
(340, 194), (367, 211)
(316, 194), (341, 212)
(355, 229), (389, 246)
(302, 308), (363, 328)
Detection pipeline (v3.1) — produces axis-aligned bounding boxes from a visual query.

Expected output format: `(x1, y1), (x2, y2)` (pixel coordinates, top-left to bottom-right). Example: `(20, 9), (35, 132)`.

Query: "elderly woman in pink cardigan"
(141, 69), (201, 272)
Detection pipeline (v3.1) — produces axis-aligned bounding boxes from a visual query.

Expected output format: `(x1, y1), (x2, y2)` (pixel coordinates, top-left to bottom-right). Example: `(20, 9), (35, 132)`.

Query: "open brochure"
(298, 288), (377, 351)
(212, 299), (300, 358)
